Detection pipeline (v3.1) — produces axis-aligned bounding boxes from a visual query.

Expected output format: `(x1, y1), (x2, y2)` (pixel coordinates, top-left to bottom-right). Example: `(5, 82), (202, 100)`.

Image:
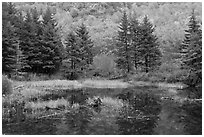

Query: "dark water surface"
(2, 86), (202, 135)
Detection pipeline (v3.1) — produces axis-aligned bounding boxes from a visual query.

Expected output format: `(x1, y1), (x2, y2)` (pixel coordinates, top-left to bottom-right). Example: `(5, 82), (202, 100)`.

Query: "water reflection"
(180, 101), (202, 135)
(154, 100), (186, 135)
(3, 87), (202, 135)
(116, 92), (161, 135)
(55, 106), (93, 135)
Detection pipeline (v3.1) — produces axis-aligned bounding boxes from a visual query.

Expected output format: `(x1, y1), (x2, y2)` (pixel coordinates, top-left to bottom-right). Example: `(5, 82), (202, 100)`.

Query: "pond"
(2, 85), (202, 135)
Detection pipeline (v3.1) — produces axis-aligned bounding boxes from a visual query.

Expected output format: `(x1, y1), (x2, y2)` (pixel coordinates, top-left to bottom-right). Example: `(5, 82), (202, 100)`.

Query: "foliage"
(2, 2), (202, 82)
(10, 5), (63, 75)
(2, 22), (18, 75)
(76, 23), (94, 66)
(116, 11), (132, 73)
(2, 75), (13, 95)
(62, 23), (94, 80)
(2, 2), (19, 75)
(129, 16), (141, 70)
(63, 32), (81, 80)
(40, 7), (63, 74)
(92, 55), (116, 77)
(138, 15), (162, 72)
(116, 13), (161, 74)
(180, 10), (202, 87)
(13, 44), (30, 80)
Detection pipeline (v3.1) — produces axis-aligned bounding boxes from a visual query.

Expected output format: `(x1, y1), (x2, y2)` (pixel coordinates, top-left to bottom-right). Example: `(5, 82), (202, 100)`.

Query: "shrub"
(64, 71), (80, 80)
(2, 75), (13, 95)
(70, 8), (79, 18)
(165, 69), (188, 83)
(131, 72), (150, 82)
(93, 55), (116, 77)
(21, 73), (50, 81)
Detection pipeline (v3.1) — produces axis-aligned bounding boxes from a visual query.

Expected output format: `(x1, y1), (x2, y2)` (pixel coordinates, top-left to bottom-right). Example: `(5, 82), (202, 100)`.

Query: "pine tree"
(76, 23), (94, 68)
(19, 10), (41, 73)
(139, 15), (161, 73)
(40, 7), (63, 75)
(2, 2), (19, 76)
(43, 7), (52, 25)
(2, 22), (18, 75)
(129, 17), (141, 71)
(64, 32), (81, 80)
(181, 10), (202, 86)
(116, 11), (132, 73)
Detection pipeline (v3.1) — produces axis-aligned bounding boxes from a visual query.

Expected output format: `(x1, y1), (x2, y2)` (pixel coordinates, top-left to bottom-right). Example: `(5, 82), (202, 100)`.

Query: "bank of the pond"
(13, 79), (188, 90)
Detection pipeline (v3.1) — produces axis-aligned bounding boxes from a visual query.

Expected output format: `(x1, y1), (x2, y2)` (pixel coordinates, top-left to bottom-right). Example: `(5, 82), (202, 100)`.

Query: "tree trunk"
(145, 56), (148, 73)
(134, 53), (137, 70)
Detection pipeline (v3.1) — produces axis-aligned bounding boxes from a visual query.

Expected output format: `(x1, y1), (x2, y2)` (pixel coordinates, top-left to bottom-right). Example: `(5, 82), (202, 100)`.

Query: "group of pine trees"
(63, 23), (94, 79)
(116, 11), (161, 73)
(180, 9), (202, 87)
(116, 10), (202, 87)
(2, 2), (94, 80)
(2, 2), (202, 86)
(3, 2), (63, 78)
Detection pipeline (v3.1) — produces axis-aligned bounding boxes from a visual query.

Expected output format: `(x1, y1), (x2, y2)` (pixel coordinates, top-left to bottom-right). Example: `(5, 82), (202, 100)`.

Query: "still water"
(2, 86), (202, 135)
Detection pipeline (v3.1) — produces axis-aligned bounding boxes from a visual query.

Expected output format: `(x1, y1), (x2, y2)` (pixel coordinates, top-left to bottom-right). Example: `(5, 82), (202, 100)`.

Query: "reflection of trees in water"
(154, 100), (186, 135)
(69, 89), (89, 105)
(116, 93), (161, 135)
(180, 101), (202, 135)
(56, 106), (93, 135)
(185, 87), (202, 99)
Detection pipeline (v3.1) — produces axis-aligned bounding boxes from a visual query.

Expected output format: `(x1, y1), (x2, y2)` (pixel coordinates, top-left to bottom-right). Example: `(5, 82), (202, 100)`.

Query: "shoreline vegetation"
(12, 78), (187, 90)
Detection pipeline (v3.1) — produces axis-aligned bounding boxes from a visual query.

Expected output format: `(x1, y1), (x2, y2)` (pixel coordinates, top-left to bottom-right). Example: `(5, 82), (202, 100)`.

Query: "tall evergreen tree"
(139, 15), (161, 73)
(76, 23), (94, 68)
(19, 10), (41, 73)
(129, 17), (141, 71)
(19, 7), (63, 74)
(2, 22), (18, 75)
(2, 2), (19, 76)
(181, 10), (202, 86)
(116, 11), (132, 73)
(64, 32), (81, 79)
(40, 7), (63, 75)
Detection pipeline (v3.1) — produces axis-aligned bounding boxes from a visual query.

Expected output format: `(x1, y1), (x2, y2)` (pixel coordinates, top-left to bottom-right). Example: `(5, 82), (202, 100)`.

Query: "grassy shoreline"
(12, 79), (187, 90)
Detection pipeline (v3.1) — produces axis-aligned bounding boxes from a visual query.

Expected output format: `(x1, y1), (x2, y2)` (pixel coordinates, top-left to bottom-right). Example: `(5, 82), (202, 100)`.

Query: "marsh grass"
(25, 98), (70, 110)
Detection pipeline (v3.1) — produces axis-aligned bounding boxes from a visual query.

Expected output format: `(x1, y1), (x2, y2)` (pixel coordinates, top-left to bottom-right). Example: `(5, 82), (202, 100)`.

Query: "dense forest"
(2, 2), (202, 87)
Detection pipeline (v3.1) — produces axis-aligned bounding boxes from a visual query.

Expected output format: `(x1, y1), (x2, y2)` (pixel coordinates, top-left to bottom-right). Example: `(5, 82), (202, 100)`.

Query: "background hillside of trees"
(2, 2), (202, 87)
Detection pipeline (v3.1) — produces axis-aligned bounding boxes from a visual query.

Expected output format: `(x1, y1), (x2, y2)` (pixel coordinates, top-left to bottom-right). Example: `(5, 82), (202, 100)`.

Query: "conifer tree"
(2, 2), (19, 76)
(181, 10), (202, 86)
(19, 10), (41, 73)
(129, 17), (141, 70)
(116, 11), (132, 73)
(40, 7), (63, 75)
(139, 15), (161, 73)
(2, 22), (18, 75)
(64, 32), (81, 79)
(76, 23), (94, 68)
